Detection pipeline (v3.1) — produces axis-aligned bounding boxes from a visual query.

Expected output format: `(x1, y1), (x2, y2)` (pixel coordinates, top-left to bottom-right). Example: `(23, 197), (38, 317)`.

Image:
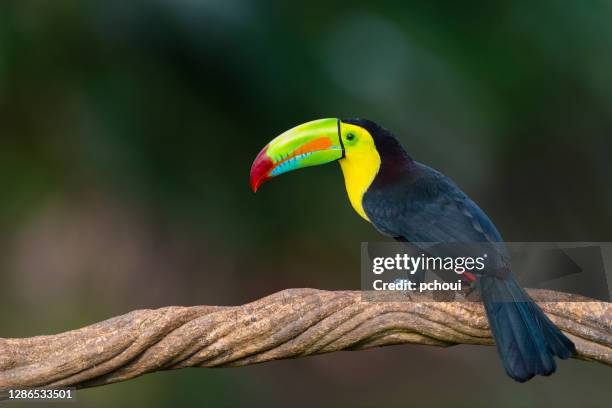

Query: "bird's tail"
(480, 275), (576, 382)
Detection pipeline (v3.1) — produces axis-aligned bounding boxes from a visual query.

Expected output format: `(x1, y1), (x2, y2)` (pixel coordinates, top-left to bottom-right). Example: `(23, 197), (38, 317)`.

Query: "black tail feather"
(481, 276), (575, 382)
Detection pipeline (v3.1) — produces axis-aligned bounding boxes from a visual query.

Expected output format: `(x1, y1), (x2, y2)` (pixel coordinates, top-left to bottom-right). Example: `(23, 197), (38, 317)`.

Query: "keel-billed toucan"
(250, 118), (575, 382)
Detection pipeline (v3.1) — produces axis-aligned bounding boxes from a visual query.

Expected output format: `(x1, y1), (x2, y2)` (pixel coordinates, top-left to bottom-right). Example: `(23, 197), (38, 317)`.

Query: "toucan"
(249, 118), (575, 382)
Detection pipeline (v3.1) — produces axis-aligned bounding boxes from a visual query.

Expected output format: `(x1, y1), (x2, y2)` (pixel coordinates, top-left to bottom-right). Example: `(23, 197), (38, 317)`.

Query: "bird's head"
(250, 118), (410, 220)
(250, 118), (405, 191)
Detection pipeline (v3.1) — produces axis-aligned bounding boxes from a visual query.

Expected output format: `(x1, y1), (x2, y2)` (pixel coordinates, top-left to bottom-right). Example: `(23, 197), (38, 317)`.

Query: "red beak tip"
(250, 145), (273, 194)
(250, 176), (268, 193)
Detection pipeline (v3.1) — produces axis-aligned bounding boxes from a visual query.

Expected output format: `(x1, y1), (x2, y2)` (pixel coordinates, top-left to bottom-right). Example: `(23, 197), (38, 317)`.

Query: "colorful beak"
(250, 118), (344, 192)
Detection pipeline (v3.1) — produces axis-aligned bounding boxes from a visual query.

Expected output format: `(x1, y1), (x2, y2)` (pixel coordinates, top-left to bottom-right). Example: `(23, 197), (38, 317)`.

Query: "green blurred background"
(1, 1), (611, 407)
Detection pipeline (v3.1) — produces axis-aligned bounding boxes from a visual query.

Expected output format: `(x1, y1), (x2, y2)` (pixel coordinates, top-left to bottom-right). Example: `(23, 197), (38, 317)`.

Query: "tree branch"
(0, 289), (610, 391)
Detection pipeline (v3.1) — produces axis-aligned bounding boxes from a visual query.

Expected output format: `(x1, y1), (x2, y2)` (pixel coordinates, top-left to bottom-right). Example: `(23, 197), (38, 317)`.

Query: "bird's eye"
(346, 133), (355, 141)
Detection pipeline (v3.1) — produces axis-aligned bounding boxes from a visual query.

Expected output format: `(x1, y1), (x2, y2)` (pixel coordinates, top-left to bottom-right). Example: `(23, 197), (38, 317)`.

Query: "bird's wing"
(364, 174), (510, 277)
(363, 165), (503, 245)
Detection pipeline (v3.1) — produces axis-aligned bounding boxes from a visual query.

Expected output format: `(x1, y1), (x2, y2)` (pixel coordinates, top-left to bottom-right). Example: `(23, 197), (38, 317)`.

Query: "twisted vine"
(0, 288), (609, 390)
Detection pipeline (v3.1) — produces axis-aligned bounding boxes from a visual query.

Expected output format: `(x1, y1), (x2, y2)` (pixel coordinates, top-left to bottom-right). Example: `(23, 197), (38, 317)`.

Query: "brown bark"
(0, 289), (609, 390)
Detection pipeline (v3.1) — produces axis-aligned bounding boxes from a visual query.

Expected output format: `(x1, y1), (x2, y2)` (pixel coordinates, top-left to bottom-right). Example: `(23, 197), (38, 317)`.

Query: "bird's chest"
(361, 187), (408, 236)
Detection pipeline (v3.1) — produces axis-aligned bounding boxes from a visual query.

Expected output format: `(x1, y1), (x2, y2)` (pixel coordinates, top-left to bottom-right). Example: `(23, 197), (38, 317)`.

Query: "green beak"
(250, 118), (344, 191)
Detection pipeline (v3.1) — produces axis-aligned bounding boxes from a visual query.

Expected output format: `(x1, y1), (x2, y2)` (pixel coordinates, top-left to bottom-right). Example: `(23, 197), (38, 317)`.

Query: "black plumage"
(345, 119), (575, 382)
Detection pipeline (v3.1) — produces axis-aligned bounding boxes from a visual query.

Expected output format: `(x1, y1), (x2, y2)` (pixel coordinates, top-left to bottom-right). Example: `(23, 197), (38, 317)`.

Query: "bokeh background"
(1, 1), (611, 407)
